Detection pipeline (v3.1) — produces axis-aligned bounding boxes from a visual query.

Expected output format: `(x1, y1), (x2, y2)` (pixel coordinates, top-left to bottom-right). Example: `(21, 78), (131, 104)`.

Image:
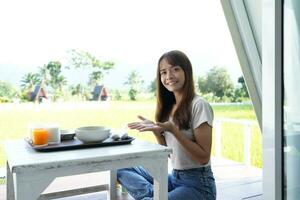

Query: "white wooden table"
(4, 139), (172, 200)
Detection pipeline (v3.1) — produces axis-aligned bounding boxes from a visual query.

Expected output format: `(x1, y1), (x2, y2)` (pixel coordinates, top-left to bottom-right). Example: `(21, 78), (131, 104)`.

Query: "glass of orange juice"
(32, 128), (49, 146)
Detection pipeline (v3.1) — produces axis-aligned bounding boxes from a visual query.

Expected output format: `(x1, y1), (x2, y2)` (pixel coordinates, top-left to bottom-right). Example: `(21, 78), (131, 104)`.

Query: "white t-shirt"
(164, 95), (214, 170)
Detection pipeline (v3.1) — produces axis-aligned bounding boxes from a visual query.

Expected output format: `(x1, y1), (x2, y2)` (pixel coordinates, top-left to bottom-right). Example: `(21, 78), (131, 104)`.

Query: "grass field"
(0, 101), (262, 168)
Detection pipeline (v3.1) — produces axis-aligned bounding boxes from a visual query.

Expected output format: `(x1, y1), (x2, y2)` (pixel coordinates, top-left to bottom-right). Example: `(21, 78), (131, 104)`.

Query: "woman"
(117, 50), (216, 200)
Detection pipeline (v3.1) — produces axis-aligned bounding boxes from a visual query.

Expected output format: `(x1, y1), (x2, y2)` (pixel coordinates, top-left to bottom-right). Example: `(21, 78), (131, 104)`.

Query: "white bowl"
(75, 126), (110, 143)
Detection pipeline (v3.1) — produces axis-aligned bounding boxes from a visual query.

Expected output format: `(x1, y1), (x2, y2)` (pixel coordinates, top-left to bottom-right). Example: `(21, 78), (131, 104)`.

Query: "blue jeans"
(117, 166), (216, 200)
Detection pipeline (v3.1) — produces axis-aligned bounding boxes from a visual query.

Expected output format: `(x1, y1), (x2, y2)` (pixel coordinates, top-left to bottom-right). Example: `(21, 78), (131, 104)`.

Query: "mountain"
(0, 63), (156, 90)
(0, 64), (29, 88)
(0, 59), (243, 91)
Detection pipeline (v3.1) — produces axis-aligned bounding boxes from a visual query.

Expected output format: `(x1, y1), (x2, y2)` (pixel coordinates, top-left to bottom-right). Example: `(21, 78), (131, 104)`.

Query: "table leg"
(14, 173), (53, 200)
(6, 162), (15, 200)
(153, 165), (168, 200)
(108, 169), (117, 200)
(146, 157), (168, 200)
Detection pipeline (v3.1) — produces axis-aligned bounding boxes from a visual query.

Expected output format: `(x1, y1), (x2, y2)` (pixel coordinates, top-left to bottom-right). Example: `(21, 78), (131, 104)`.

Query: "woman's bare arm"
(157, 121), (212, 165)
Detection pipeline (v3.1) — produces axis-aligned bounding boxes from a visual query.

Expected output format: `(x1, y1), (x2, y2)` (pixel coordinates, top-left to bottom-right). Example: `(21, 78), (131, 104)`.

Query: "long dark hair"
(155, 50), (195, 130)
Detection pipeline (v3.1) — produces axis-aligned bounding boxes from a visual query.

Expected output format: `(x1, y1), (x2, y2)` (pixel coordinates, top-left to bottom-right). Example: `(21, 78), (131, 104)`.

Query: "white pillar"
(215, 120), (222, 158)
(244, 122), (251, 166)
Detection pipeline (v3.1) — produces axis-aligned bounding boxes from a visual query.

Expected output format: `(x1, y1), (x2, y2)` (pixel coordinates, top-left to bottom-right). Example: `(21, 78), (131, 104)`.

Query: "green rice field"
(0, 101), (262, 168)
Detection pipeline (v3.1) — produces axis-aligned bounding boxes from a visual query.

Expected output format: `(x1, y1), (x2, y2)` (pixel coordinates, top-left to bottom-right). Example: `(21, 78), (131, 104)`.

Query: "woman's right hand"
(127, 115), (163, 136)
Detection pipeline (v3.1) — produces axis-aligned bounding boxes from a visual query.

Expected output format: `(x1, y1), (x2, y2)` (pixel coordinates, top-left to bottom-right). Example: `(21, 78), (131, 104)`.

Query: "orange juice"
(32, 129), (48, 146)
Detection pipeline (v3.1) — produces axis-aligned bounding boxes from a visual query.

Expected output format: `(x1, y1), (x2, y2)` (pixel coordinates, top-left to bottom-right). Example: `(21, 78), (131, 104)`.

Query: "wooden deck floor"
(0, 157), (262, 200)
(213, 157), (262, 200)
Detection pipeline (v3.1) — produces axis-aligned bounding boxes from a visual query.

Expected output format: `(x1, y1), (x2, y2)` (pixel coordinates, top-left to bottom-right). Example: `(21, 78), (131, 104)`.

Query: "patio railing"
(214, 118), (258, 166)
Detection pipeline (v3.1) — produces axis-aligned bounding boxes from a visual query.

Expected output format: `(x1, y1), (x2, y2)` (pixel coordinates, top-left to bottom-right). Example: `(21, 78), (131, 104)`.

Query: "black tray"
(25, 137), (135, 152)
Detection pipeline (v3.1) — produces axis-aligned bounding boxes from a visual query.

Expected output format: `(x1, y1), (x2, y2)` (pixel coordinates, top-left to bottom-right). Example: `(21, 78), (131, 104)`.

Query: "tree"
(20, 72), (40, 91)
(237, 76), (249, 98)
(198, 66), (234, 101)
(197, 76), (207, 94)
(0, 81), (17, 102)
(70, 84), (82, 96)
(125, 70), (144, 100)
(19, 62), (67, 102)
(69, 84), (90, 100)
(112, 89), (122, 100)
(37, 65), (49, 85)
(66, 49), (114, 101)
(67, 49), (114, 87)
(148, 78), (157, 96)
(231, 76), (250, 102)
(46, 61), (67, 89)
(45, 61), (67, 101)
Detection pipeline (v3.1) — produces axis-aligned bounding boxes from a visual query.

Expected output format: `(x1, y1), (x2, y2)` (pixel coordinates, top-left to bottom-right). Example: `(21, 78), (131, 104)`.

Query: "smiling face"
(159, 58), (185, 95)
(155, 50), (195, 126)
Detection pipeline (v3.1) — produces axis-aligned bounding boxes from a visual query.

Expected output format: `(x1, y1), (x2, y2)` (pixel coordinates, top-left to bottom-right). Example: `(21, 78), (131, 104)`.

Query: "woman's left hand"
(156, 121), (177, 133)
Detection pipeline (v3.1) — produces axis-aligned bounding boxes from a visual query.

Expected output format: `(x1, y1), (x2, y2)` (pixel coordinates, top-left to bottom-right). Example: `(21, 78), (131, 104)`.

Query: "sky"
(0, 0), (242, 90)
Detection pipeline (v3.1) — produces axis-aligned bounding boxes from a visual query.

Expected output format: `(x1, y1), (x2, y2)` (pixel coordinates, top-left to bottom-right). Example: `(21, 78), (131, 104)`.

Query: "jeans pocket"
(199, 171), (216, 197)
